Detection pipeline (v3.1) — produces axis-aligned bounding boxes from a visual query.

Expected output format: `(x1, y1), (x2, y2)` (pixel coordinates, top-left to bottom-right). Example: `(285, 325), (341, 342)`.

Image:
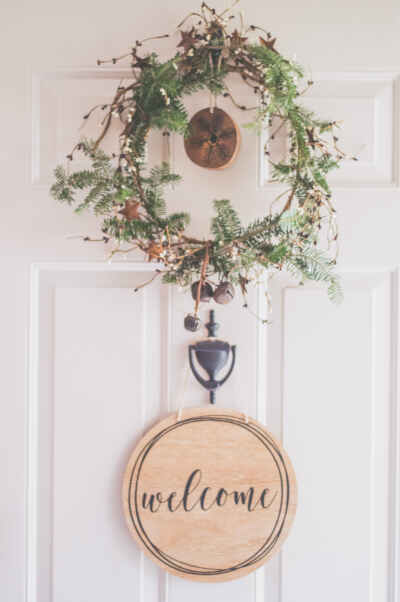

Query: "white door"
(2, 1), (400, 601)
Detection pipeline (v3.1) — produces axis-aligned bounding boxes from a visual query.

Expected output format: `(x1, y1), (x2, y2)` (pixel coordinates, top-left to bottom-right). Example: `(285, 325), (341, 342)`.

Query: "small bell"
(213, 281), (235, 304)
(184, 313), (201, 332)
(191, 280), (213, 302)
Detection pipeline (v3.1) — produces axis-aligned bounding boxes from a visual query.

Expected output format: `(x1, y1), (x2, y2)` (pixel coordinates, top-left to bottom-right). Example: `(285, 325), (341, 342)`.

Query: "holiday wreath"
(51, 2), (352, 330)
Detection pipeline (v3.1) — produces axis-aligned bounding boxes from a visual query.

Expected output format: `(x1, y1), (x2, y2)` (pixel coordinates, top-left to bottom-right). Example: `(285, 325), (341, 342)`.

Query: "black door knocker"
(188, 310), (236, 404)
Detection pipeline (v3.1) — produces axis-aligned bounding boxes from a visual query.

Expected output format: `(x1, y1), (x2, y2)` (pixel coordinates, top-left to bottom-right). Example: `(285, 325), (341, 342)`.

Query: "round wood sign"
(184, 108), (240, 169)
(122, 407), (297, 582)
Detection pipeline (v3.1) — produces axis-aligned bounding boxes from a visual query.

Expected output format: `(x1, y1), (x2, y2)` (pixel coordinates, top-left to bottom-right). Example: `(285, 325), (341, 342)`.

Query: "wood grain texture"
(122, 406), (297, 582)
(184, 108), (240, 169)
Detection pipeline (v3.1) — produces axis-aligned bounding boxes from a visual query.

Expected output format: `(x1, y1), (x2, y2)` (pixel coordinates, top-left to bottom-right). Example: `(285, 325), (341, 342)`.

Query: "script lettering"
(140, 469), (276, 513)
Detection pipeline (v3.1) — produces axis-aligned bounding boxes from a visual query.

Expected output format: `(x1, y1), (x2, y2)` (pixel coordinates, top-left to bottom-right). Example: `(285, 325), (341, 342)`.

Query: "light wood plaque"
(122, 407), (297, 582)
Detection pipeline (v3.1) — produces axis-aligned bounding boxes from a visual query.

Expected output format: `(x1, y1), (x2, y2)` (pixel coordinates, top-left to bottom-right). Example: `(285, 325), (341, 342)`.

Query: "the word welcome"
(141, 469), (277, 513)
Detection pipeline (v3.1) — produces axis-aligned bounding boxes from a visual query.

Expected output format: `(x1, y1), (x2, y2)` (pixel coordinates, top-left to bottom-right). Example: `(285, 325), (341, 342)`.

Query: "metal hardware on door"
(188, 310), (236, 404)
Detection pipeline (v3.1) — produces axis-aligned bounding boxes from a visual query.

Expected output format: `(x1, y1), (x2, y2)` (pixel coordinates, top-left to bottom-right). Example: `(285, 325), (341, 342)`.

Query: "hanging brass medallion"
(184, 107), (240, 169)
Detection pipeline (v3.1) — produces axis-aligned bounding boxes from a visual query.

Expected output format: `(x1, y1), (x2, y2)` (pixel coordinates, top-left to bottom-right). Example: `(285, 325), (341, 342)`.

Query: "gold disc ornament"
(122, 407), (297, 582)
(184, 108), (240, 169)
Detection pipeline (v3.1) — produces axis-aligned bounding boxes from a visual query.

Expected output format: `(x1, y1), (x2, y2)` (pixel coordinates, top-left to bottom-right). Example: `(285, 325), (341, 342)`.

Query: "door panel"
(282, 273), (392, 601)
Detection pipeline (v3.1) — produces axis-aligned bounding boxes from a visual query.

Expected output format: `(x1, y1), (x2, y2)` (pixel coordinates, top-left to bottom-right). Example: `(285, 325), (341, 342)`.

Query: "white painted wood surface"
(2, 1), (400, 601)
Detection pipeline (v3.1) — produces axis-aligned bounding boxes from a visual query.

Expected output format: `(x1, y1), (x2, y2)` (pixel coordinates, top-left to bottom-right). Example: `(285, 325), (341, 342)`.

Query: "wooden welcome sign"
(122, 407), (297, 582)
